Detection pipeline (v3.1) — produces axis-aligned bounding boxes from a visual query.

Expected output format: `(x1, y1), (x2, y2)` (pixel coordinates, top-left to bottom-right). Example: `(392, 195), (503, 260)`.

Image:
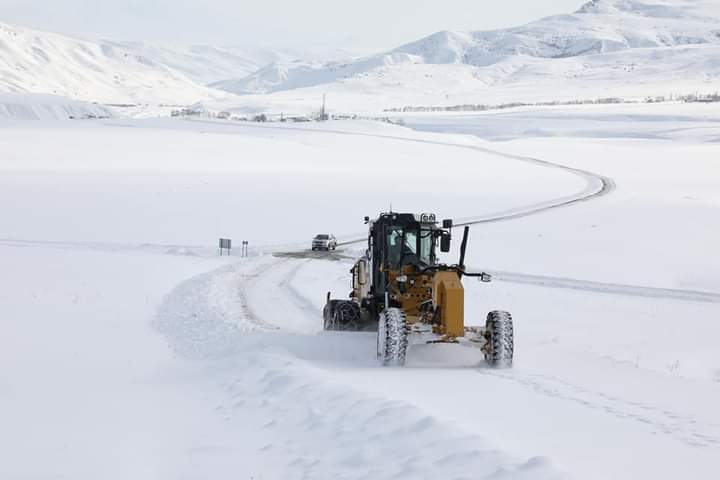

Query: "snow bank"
(0, 93), (113, 121)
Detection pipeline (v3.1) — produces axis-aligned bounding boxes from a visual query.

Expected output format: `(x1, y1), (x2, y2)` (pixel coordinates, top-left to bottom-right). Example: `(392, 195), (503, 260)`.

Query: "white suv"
(312, 234), (337, 251)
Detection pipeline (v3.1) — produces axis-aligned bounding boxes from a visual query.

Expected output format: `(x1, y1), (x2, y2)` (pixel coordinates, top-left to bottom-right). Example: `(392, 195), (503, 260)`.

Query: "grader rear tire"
(377, 308), (408, 366)
(485, 310), (514, 368)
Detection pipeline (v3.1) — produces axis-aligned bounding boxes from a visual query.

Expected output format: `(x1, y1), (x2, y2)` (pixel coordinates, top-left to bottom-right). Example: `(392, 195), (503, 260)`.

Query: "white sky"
(0, 0), (586, 50)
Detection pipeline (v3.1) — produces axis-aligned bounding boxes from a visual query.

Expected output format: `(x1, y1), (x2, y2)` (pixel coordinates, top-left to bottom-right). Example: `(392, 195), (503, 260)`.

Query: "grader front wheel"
(377, 308), (408, 366)
(484, 310), (514, 368)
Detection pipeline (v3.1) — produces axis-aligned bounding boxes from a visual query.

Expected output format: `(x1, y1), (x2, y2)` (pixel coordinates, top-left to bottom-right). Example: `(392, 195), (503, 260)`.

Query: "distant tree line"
(168, 90), (720, 124)
(168, 108), (405, 126)
(384, 91), (720, 113)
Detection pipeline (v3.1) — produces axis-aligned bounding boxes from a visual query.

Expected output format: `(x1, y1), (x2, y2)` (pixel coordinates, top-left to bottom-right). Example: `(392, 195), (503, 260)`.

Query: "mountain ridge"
(213, 0), (720, 95)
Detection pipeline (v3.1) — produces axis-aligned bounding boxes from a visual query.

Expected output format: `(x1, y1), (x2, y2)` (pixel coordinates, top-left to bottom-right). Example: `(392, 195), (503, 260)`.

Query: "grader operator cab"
(323, 212), (514, 367)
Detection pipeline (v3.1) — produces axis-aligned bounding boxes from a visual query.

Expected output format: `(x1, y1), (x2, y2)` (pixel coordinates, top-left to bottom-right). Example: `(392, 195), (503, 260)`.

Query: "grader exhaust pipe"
(457, 226), (492, 283)
(459, 226), (470, 274)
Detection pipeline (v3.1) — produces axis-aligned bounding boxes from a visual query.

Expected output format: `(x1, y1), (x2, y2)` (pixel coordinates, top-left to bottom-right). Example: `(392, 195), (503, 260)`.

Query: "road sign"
(219, 238), (232, 255)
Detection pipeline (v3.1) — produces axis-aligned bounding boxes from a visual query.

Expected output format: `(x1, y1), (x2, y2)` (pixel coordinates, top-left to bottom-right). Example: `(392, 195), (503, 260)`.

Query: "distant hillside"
(0, 22), (226, 104)
(101, 42), (285, 86)
(101, 42), (347, 86)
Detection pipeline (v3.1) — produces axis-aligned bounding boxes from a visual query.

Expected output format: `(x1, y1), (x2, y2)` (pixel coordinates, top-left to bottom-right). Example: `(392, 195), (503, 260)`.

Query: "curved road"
(249, 121), (717, 304)
(185, 117), (615, 240)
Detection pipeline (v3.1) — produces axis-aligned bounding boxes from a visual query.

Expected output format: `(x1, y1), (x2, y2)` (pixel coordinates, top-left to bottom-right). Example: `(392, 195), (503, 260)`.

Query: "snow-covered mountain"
(213, 0), (720, 96)
(103, 42), (355, 86)
(101, 42), (287, 86)
(0, 22), (227, 104)
(401, 0), (720, 61)
(3, 0), (718, 113)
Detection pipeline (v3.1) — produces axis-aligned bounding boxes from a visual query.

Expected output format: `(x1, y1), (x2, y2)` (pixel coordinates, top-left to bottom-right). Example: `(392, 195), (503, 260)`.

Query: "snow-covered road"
(188, 118), (616, 235)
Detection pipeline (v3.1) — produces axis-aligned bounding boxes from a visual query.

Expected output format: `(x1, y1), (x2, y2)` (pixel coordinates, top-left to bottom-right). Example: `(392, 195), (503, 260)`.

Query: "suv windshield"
(315, 235), (329, 240)
(386, 227), (433, 267)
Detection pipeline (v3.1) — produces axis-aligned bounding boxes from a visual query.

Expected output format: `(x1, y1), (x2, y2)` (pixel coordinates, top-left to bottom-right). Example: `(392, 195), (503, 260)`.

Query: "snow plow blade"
(323, 295), (375, 332)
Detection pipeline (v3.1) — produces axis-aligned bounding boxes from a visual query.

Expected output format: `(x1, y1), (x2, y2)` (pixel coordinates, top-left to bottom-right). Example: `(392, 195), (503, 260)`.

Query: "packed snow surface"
(1, 105), (719, 479)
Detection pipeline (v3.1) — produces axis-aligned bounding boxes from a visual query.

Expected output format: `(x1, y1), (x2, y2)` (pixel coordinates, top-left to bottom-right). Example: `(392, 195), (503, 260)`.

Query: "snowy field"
(1, 103), (720, 479)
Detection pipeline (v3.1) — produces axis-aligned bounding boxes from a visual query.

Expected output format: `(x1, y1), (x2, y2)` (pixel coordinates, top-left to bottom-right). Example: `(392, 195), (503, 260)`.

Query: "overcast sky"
(0, 0), (586, 50)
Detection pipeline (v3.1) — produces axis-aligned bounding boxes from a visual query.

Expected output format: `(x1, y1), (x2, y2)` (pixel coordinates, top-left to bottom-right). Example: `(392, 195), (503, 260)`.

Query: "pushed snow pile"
(0, 93), (113, 121)
(0, 22), (224, 104)
(213, 0), (720, 95)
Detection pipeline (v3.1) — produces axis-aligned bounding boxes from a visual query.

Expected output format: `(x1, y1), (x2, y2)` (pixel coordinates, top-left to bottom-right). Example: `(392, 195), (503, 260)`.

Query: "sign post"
(219, 238), (232, 256)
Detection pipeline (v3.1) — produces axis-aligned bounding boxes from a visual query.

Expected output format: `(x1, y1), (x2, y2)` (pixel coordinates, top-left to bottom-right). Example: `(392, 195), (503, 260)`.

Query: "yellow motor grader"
(324, 212), (514, 367)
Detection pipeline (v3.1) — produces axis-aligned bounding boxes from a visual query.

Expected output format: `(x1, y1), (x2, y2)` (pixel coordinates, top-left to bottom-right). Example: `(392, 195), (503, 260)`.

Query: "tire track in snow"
(479, 369), (720, 448)
(278, 259), (324, 318)
(244, 258), (323, 334)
